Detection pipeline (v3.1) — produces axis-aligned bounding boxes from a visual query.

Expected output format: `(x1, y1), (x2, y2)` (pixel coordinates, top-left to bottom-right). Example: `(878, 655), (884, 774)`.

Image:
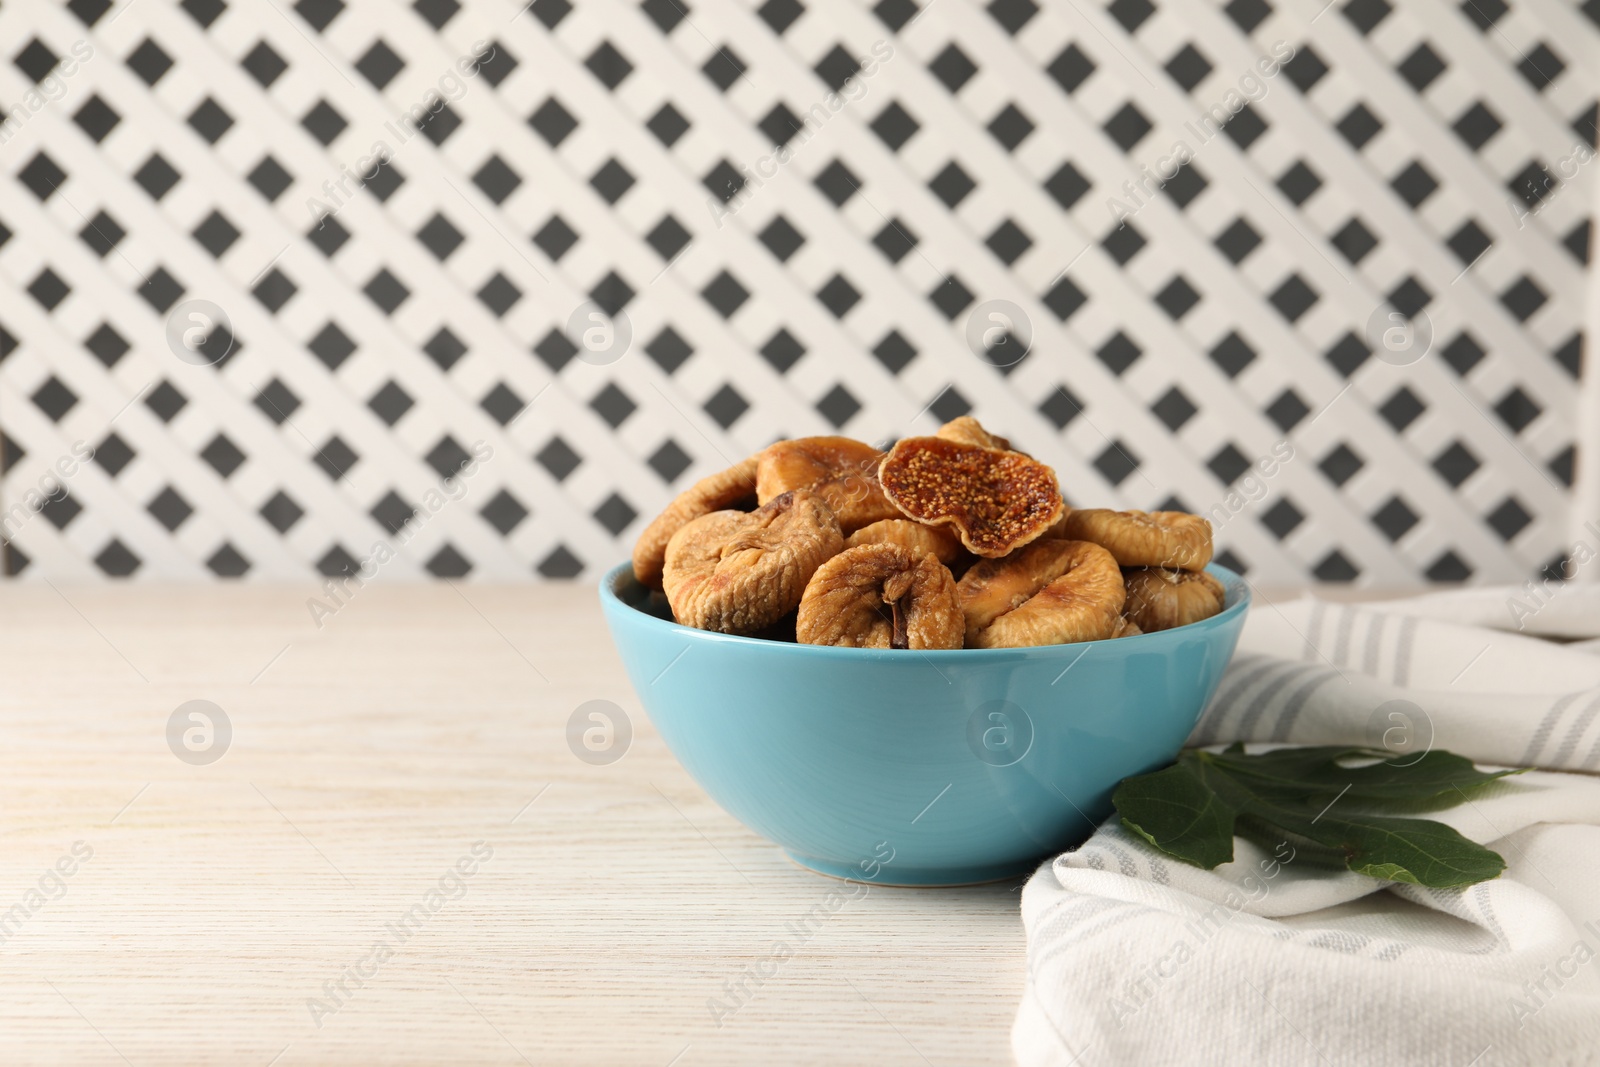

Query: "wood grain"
(0, 582), (1026, 1065)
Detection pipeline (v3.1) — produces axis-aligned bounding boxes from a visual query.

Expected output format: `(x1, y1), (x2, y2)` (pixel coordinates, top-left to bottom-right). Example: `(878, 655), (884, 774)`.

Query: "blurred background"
(1, 0), (1596, 587)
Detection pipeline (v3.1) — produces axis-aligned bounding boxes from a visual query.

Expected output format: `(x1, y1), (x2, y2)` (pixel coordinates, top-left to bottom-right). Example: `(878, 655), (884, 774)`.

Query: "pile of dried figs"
(630, 417), (1226, 649)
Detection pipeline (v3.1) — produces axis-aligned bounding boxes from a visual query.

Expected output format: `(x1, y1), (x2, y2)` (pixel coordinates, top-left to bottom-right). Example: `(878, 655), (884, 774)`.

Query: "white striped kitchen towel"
(1015, 584), (1600, 1067)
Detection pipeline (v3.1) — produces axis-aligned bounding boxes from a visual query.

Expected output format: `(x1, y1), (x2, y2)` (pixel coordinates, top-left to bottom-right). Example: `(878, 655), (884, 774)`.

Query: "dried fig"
(1112, 617), (1143, 639)
(935, 416), (1013, 452)
(1060, 509), (1212, 570)
(1123, 568), (1226, 633)
(797, 544), (963, 650)
(663, 490), (843, 635)
(757, 436), (900, 533)
(878, 437), (1064, 557)
(844, 518), (966, 565)
(632, 456), (759, 588)
(956, 540), (1124, 648)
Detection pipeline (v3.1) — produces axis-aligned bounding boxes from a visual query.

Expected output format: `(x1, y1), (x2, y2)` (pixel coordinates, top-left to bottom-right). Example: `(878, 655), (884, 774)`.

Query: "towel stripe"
(1267, 667), (1343, 741)
(1394, 616), (1418, 686)
(1520, 691), (1583, 766)
(1550, 691), (1600, 768)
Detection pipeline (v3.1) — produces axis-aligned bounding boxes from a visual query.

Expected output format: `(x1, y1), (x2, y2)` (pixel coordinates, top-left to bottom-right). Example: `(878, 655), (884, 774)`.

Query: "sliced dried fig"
(878, 437), (1064, 557)
(663, 490), (843, 635)
(757, 436), (900, 533)
(797, 544), (963, 650)
(844, 518), (966, 566)
(935, 415), (1013, 452)
(1112, 617), (1143, 639)
(1123, 568), (1226, 633)
(632, 456), (759, 588)
(956, 540), (1124, 648)
(1060, 508), (1212, 570)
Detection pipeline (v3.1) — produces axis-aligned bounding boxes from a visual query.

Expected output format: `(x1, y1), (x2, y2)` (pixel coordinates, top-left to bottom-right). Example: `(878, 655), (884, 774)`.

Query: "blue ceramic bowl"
(600, 562), (1249, 886)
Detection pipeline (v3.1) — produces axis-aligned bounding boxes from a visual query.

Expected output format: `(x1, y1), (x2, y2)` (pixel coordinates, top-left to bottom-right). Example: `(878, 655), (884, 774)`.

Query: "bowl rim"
(599, 559), (1251, 661)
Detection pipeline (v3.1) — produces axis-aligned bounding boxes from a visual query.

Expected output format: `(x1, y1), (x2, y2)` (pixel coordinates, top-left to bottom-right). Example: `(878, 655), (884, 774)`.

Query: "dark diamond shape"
(1518, 42), (1564, 90)
(1325, 332), (1369, 377)
(1265, 389), (1309, 431)
(474, 155), (522, 204)
(1391, 161), (1438, 208)
(364, 269), (410, 313)
(19, 152), (66, 200)
(1165, 43), (1212, 91)
(759, 215), (805, 261)
(525, 0), (566, 28)
(316, 545), (360, 578)
(371, 491), (417, 535)
(537, 545), (584, 579)
(95, 539), (141, 577)
(424, 437), (473, 482)
(1210, 332), (1256, 377)
(929, 44), (977, 92)
(1155, 276), (1200, 319)
(1269, 274), (1317, 322)
(761, 329), (804, 372)
(1103, 102), (1152, 150)
(874, 0), (918, 30)
(1336, 103), (1381, 149)
(873, 331), (916, 373)
(590, 271), (633, 316)
(1440, 332), (1485, 375)
(646, 327), (693, 373)
(126, 38), (173, 85)
(1224, 105), (1267, 149)
(481, 489), (529, 534)
(703, 160), (746, 203)
(1398, 42), (1445, 89)
(1261, 499), (1304, 539)
(480, 383), (524, 426)
(1342, 0), (1391, 33)
(988, 103), (1034, 151)
(871, 101), (919, 150)
(1486, 497), (1531, 541)
(1563, 221), (1589, 264)
(1452, 101), (1500, 151)
(928, 161), (974, 206)
(74, 95), (121, 142)
(930, 275), (975, 319)
(759, 0), (804, 33)
(529, 97), (577, 146)
(254, 379), (300, 424)
(1163, 162), (1207, 207)
(815, 44), (859, 91)
(987, 219), (1032, 264)
(68, 0), (114, 24)
(85, 323), (129, 366)
(247, 155), (293, 201)
(590, 159), (634, 204)
(135, 153), (181, 200)
(1038, 386), (1083, 429)
(1092, 440), (1141, 486)
(1509, 161), (1557, 208)
(354, 39), (405, 89)
(1425, 550), (1472, 583)
(1328, 217), (1377, 264)
(647, 215), (692, 260)
(15, 38), (60, 82)
(475, 40), (518, 86)
(703, 384), (749, 428)
(1043, 275), (1086, 320)
(759, 103), (806, 146)
(368, 380), (414, 425)
(415, 0), (461, 26)
(1213, 217), (1260, 264)
(1097, 332), (1141, 375)
(32, 376), (78, 421)
(647, 103), (690, 145)
(1388, 276), (1431, 318)
(1109, 0), (1154, 31)
(1208, 444), (1252, 485)
(537, 436), (581, 481)
(534, 329), (577, 372)
(988, 0), (1037, 32)
(1494, 387), (1540, 433)
(704, 46), (746, 91)
(589, 383), (636, 428)
(1283, 46), (1328, 93)
(927, 385), (972, 423)
(137, 267), (183, 313)
(1461, 0), (1507, 29)
(425, 328), (467, 371)
(0, 324), (12, 358)
(201, 434), (244, 478)
(1225, 0), (1270, 29)
(1151, 386), (1196, 430)
(702, 271), (749, 317)
(815, 159), (860, 205)
(207, 544), (248, 578)
(294, 0), (343, 31)
(308, 322), (356, 369)
(1433, 440), (1479, 487)
(253, 268), (296, 312)
(1371, 496), (1418, 541)
(416, 214), (464, 260)
(1277, 160), (1321, 205)
(415, 102), (462, 145)
(873, 218), (918, 262)
(818, 275), (861, 317)
(1554, 334), (1583, 379)
(534, 215), (579, 261)
(1550, 444), (1576, 487)
(1312, 549), (1359, 583)
(243, 40), (288, 86)
(308, 214), (350, 256)
(362, 159), (404, 201)
(478, 273), (522, 317)
(193, 211), (240, 257)
(95, 433), (136, 476)
(1047, 43), (1095, 93)
(260, 490), (304, 533)
(1044, 161), (1091, 209)
(28, 269), (70, 310)
(586, 41), (632, 89)
(1378, 386), (1425, 431)
(1500, 276), (1547, 321)
(300, 99), (345, 145)
(1319, 443), (1363, 487)
(148, 486), (193, 531)
(815, 383), (861, 428)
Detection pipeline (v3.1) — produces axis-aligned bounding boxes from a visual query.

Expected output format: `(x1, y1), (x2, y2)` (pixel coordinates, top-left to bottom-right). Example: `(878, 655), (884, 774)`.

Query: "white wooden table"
(0, 582), (1027, 1065)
